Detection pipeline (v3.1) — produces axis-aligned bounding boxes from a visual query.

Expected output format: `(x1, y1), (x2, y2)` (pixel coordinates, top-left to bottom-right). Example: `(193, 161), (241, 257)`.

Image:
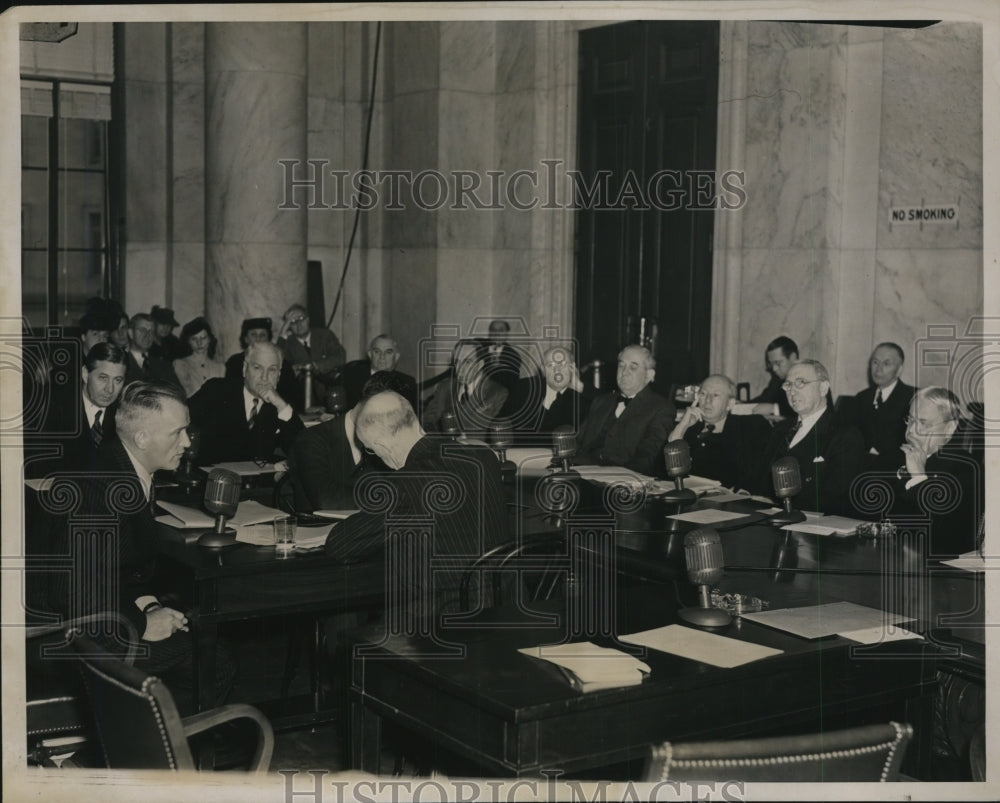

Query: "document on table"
(518, 642), (650, 692)
(941, 551), (992, 572)
(620, 624), (783, 668)
(741, 602), (912, 640)
(24, 477), (55, 492)
(314, 509), (360, 520)
(781, 515), (869, 537)
(574, 465), (653, 486)
(155, 500), (215, 528)
(204, 461), (278, 476)
(665, 508), (749, 525)
(838, 626), (923, 645)
(506, 447), (555, 477)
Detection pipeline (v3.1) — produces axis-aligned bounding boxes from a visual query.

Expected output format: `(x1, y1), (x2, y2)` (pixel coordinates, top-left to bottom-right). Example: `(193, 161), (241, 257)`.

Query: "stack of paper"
(156, 500), (285, 544)
(780, 514), (869, 537)
(518, 642), (650, 692)
(620, 624), (783, 667)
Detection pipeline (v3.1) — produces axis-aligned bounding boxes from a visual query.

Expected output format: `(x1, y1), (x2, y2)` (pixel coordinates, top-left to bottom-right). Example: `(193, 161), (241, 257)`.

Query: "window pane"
(21, 116), (48, 167)
(54, 250), (105, 329)
(57, 171), (105, 249)
(58, 117), (106, 170)
(21, 250), (48, 330)
(22, 169), (48, 248)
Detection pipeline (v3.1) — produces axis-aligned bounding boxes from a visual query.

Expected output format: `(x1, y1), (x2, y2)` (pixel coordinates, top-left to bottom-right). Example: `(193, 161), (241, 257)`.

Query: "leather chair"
(70, 632), (274, 771)
(644, 721), (913, 782)
(458, 534), (567, 611)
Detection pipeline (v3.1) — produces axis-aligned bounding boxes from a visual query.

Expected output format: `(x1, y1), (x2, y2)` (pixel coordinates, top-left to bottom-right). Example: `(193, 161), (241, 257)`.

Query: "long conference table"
(347, 464), (985, 779)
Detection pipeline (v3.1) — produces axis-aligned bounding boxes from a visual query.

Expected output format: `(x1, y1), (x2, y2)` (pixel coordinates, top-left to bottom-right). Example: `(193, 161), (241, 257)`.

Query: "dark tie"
(302, 340), (311, 360)
(91, 409), (103, 446)
(148, 482), (157, 517)
(874, 389), (883, 410)
(697, 422), (715, 442)
(618, 393), (632, 407)
(785, 417), (803, 448)
(141, 353), (150, 373)
(248, 397), (259, 429)
(459, 386), (469, 406)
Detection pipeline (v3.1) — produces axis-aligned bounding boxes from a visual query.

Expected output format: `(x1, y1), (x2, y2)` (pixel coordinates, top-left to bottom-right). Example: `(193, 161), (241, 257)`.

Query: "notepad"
(155, 501), (215, 529)
(741, 602), (913, 640)
(838, 626), (923, 645)
(620, 624), (783, 668)
(665, 508), (748, 525)
(518, 642), (650, 692)
(574, 465), (653, 485)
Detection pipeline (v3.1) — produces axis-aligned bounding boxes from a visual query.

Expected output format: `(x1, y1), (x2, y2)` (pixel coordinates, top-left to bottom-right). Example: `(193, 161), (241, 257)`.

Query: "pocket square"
(813, 456), (825, 463)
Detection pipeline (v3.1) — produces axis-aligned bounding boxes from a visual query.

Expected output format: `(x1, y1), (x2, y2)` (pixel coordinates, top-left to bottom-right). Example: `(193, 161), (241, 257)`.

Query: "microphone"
(660, 439), (697, 504)
(325, 386), (346, 415)
(550, 425), (578, 473)
(678, 528), (732, 627)
(490, 420), (516, 483)
(440, 411), (460, 438)
(198, 468), (241, 548)
(769, 456), (806, 525)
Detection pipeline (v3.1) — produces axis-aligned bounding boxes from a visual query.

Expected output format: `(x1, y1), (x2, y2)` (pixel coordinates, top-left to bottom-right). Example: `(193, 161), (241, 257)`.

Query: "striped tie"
(91, 409), (103, 446)
(248, 397), (259, 429)
(874, 389), (883, 410)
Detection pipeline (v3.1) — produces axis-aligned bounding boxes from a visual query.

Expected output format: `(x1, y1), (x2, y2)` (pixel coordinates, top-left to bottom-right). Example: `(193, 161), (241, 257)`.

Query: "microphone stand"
(769, 496), (806, 526)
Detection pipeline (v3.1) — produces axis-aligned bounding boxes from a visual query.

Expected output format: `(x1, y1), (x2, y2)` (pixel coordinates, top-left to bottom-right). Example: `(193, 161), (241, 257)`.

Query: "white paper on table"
(779, 522), (841, 537)
(759, 506), (783, 515)
(574, 465), (653, 486)
(155, 500), (215, 528)
(229, 500), (284, 526)
(838, 626), (923, 645)
(205, 461), (277, 476)
(700, 489), (751, 504)
(24, 477), (55, 492)
(741, 602), (913, 640)
(665, 508), (748, 525)
(940, 551), (989, 572)
(314, 509), (360, 520)
(235, 524), (275, 546)
(814, 515), (869, 534)
(506, 447), (555, 477)
(518, 642), (650, 682)
(620, 624), (783, 668)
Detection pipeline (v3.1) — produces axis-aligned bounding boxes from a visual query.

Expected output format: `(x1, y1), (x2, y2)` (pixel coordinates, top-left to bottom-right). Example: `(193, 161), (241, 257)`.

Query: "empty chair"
(70, 632), (273, 772)
(644, 722), (913, 783)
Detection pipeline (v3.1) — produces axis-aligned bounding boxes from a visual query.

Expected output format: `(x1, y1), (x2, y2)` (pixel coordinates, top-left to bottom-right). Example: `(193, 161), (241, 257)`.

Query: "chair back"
(459, 535), (567, 611)
(644, 722), (913, 783)
(70, 633), (196, 770)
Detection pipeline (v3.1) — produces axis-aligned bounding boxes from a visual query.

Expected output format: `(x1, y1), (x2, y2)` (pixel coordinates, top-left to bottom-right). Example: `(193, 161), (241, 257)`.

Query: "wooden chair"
(70, 632), (273, 771)
(644, 722), (913, 782)
(459, 534), (567, 611)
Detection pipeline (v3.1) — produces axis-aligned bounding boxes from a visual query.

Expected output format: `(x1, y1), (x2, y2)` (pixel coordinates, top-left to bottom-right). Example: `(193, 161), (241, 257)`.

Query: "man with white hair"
(339, 333), (418, 410)
(325, 390), (508, 615)
(189, 340), (304, 464)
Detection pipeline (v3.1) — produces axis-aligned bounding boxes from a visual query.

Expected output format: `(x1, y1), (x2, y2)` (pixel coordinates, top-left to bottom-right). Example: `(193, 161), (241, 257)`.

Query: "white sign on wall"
(889, 204), (959, 225)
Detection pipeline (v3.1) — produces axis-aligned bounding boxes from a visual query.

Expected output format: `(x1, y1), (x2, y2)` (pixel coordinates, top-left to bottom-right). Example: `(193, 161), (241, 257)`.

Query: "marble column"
(205, 23), (308, 359)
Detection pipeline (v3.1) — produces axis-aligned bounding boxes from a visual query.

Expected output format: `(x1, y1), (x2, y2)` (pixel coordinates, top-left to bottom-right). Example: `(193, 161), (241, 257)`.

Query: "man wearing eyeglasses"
(277, 303), (347, 404)
(763, 359), (865, 515)
(500, 345), (592, 439)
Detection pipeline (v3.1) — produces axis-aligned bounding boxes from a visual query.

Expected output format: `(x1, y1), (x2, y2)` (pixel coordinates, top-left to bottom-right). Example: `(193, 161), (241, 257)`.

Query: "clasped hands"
(142, 606), (189, 642)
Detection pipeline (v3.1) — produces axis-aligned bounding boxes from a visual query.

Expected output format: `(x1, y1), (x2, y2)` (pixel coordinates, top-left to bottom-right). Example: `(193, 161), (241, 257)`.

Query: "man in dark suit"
(123, 312), (181, 389)
(845, 342), (915, 471)
(224, 317), (301, 409)
(277, 303), (347, 405)
(483, 319), (523, 392)
(149, 305), (183, 362)
(500, 345), (592, 441)
(888, 387), (983, 556)
(325, 391), (509, 616)
(576, 344), (675, 476)
(669, 373), (770, 492)
(189, 341), (304, 465)
(751, 335), (798, 420)
(339, 334), (418, 410)
(27, 343), (128, 478)
(763, 359), (865, 515)
(40, 382), (233, 713)
(421, 339), (508, 435)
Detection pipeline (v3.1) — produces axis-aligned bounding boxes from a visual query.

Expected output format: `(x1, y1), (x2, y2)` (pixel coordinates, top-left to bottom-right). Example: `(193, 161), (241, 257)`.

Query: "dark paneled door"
(575, 21), (719, 392)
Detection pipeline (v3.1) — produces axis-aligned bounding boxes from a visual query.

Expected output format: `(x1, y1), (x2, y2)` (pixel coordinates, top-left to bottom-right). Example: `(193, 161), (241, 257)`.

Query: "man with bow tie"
(763, 359), (865, 515)
(575, 345), (675, 476)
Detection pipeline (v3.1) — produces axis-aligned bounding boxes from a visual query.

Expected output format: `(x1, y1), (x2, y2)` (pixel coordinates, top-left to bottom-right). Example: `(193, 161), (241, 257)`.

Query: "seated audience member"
(668, 373), (770, 491)
(77, 308), (111, 359)
(888, 387), (983, 556)
(123, 313), (182, 388)
(751, 335), (798, 419)
(324, 390), (509, 616)
(289, 371), (410, 512)
(109, 308), (131, 350)
(40, 381), (234, 714)
(576, 345), (675, 476)
(277, 303), (347, 404)
(172, 316), (226, 398)
(149, 305), (183, 362)
(763, 359), (865, 515)
(340, 334), (418, 410)
(225, 316), (301, 409)
(26, 342), (127, 478)
(500, 345), (592, 438)
(844, 342), (915, 471)
(482, 319), (523, 391)
(421, 339), (508, 434)
(190, 341), (304, 465)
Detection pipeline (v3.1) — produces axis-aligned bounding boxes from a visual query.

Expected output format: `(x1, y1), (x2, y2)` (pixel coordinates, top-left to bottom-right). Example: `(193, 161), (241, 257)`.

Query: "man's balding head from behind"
(354, 391), (423, 469)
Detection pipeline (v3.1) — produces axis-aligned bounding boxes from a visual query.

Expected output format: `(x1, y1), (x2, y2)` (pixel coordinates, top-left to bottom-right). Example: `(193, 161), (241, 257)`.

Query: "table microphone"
(769, 456), (806, 525)
(550, 425), (578, 473)
(198, 468), (241, 549)
(678, 527), (732, 627)
(325, 387), (346, 416)
(490, 420), (516, 482)
(661, 439), (697, 504)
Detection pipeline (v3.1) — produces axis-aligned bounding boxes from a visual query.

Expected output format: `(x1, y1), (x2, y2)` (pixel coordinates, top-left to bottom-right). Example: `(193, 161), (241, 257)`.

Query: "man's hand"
(900, 443), (928, 478)
(260, 387), (290, 414)
(669, 400), (703, 441)
(142, 606), (189, 642)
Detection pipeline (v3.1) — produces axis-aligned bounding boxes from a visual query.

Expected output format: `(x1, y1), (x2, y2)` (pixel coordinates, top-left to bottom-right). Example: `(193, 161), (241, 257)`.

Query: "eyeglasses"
(287, 316), (307, 325)
(904, 416), (950, 428)
(781, 378), (821, 391)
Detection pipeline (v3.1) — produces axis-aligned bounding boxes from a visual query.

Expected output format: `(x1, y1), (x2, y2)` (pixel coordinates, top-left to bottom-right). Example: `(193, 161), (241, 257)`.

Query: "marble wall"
(722, 21), (983, 404)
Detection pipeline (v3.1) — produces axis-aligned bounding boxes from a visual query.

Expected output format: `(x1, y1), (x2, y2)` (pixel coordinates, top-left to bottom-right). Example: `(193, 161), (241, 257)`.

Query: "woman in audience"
(172, 316), (225, 397)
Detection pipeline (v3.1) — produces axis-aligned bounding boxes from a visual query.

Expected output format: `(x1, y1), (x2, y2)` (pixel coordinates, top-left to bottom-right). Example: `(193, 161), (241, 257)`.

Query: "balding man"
(189, 341), (304, 464)
(500, 345), (592, 439)
(325, 391), (509, 616)
(339, 334), (418, 410)
(422, 339), (509, 434)
(669, 374), (770, 491)
(576, 345), (675, 476)
(763, 359), (865, 515)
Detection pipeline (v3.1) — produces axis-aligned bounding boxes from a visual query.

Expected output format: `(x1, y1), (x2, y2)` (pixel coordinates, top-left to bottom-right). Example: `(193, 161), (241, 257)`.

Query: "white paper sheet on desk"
(314, 509), (360, 520)
(518, 642), (650, 682)
(155, 501), (215, 528)
(941, 551), (993, 572)
(229, 500), (283, 526)
(665, 508), (748, 525)
(506, 447), (554, 477)
(573, 465), (653, 486)
(741, 602), (912, 640)
(24, 477), (54, 492)
(839, 626), (923, 644)
(779, 522), (842, 537)
(620, 624), (783, 668)
(205, 461), (277, 476)
(235, 522), (334, 548)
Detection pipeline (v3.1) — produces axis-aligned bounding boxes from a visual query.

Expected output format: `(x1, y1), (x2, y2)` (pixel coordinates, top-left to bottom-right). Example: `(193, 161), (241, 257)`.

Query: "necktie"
(148, 482), (157, 517)
(618, 393), (632, 407)
(248, 397), (259, 428)
(874, 389), (883, 410)
(302, 340), (311, 360)
(459, 385), (469, 406)
(785, 417), (802, 448)
(697, 422), (715, 442)
(141, 353), (150, 373)
(90, 408), (103, 446)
